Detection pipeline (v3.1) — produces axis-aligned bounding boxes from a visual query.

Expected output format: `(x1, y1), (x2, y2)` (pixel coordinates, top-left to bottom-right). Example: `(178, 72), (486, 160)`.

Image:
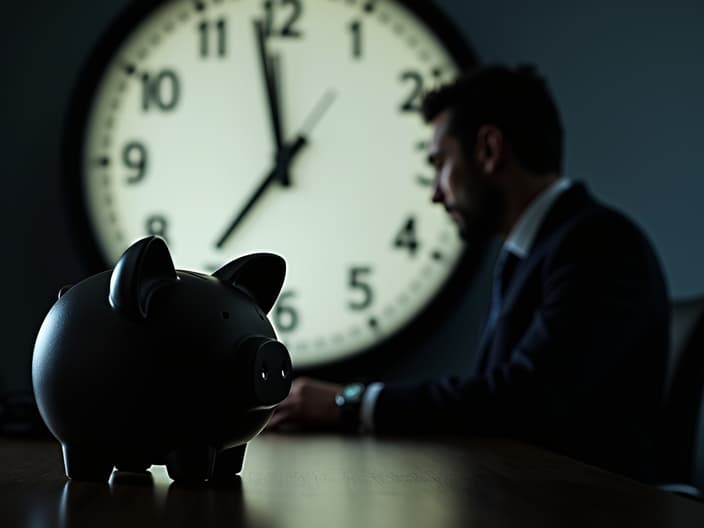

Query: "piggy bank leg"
(62, 444), (114, 482)
(212, 444), (247, 482)
(115, 459), (151, 473)
(165, 445), (216, 483)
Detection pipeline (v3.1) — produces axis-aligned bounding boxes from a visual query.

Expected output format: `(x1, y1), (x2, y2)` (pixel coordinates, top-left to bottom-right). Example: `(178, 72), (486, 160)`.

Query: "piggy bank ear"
(109, 236), (178, 319)
(57, 284), (73, 300)
(213, 253), (286, 314)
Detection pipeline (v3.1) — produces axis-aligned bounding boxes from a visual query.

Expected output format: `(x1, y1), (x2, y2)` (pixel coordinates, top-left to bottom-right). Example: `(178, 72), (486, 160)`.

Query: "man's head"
(423, 65), (563, 241)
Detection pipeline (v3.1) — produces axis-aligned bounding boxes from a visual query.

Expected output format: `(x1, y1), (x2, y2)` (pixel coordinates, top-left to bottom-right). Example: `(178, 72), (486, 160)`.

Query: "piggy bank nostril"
(260, 362), (269, 381)
(281, 366), (289, 379)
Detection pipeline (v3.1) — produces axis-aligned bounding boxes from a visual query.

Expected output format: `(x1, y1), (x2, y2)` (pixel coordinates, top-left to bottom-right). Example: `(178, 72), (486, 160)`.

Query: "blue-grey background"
(1, 0), (703, 392)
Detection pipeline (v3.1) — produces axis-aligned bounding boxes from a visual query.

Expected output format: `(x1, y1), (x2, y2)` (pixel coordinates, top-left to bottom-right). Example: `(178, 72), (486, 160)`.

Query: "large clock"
(64, 0), (478, 371)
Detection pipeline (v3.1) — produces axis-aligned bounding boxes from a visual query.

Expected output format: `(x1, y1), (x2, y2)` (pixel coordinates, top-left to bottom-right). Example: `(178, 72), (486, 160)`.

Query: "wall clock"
(64, 0), (478, 372)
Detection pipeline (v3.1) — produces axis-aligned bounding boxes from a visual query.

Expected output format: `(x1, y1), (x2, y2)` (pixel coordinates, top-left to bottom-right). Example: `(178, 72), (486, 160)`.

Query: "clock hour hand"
(214, 137), (307, 250)
(214, 91), (335, 249)
(214, 168), (277, 250)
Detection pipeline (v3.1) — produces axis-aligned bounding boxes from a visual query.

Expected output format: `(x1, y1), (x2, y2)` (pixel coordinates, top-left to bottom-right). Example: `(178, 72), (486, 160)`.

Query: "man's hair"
(421, 65), (564, 175)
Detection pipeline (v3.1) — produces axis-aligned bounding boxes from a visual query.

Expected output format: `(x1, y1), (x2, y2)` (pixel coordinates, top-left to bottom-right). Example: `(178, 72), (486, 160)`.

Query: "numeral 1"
(349, 20), (362, 59)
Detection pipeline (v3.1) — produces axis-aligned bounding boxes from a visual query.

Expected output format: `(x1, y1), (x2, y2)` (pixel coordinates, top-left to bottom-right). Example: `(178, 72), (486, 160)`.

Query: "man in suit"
(269, 65), (669, 482)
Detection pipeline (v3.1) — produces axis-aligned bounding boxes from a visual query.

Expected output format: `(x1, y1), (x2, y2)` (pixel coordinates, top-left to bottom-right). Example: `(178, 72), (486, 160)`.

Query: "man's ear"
(475, 124), (505, 175)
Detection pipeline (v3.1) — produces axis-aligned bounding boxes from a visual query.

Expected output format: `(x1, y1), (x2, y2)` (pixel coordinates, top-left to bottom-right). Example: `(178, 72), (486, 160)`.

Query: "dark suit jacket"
(374, 183), (669, 482)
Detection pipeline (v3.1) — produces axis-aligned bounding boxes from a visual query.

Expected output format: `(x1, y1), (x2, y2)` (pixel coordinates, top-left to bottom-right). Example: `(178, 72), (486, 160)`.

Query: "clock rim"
(61, 0), (483, 375)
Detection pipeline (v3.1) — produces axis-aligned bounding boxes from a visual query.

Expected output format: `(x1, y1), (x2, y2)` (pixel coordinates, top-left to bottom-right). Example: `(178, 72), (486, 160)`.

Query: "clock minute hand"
(255, 21), (296, 187)
(254, 20), (284, 152)
(269, 54), (294, 187)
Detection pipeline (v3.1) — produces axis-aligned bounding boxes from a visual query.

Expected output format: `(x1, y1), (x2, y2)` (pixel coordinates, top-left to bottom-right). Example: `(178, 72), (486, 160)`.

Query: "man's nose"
(431, 177), (443, 204)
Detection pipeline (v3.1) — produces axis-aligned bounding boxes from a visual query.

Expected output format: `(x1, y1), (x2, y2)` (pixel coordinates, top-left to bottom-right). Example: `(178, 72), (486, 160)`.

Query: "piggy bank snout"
(239, 337), (292, 408)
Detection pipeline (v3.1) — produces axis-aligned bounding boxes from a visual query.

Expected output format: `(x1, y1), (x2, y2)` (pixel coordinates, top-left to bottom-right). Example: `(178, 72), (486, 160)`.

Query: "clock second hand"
(275, 89), (336, 186)
(214, 89), (337, 250)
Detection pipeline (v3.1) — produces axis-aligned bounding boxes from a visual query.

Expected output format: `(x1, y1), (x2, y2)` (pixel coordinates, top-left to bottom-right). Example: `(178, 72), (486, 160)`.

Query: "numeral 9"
(123, 142), (148, 184)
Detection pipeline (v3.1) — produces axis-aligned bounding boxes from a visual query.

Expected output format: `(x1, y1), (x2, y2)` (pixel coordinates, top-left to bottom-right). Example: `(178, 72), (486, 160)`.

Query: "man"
(269, 65), (669, 482)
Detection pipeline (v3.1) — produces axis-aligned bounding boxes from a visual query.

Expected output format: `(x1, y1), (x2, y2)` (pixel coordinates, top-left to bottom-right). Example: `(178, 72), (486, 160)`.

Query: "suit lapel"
(476, 183), (596, 372)
(501, 183), (595, 314)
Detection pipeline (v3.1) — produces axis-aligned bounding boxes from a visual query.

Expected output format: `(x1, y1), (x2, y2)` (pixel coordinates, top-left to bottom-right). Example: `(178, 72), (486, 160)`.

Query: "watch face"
(67, 0), (477, 369)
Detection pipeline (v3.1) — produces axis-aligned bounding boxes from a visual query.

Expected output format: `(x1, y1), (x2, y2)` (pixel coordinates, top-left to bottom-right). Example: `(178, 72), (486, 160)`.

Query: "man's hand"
(267, 377), (342, 431)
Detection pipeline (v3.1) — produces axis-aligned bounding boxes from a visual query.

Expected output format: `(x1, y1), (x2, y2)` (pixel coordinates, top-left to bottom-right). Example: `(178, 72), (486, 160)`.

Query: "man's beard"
(454, 184), (505, 245)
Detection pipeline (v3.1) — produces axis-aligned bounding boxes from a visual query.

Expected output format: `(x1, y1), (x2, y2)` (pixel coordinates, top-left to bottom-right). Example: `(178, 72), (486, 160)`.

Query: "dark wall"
(2, 0), (703, 392)
(436, 0), (704, 299)
(2, 2), (136, 391)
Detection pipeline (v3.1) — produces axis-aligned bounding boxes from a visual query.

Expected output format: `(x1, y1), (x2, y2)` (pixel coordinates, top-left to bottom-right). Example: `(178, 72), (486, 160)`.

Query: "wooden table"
(2, 433), (704, 527)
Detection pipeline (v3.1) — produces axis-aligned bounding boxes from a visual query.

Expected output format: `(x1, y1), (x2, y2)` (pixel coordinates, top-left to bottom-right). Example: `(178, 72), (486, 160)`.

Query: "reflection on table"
(3, 433), (704, 527)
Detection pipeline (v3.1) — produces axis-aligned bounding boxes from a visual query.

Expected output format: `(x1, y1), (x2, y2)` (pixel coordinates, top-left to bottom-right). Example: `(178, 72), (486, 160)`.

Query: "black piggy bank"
(32, 236), (292, 483)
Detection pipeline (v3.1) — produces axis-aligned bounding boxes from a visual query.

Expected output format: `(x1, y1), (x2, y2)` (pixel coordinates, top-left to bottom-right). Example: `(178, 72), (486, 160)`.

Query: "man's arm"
(268, 213), (667, 439)
(374, 214), (667, 437)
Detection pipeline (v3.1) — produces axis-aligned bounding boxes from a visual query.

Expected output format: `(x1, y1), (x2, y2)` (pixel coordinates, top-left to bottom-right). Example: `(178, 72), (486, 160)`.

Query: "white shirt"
(359, 178), (573, 433)
(503, 178), (572, 258)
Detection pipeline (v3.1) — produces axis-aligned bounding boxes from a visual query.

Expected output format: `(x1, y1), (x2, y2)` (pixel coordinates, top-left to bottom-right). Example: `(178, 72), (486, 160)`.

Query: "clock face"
(70, 0), (476, 369)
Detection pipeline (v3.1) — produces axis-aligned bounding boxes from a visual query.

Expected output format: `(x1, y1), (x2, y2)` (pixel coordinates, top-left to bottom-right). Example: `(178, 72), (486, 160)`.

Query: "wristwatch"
(335, 383), (366, 433)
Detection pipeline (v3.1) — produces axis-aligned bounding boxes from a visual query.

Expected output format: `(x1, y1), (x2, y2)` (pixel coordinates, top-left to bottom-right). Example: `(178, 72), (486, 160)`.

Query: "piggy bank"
(32, 236), (292, 483)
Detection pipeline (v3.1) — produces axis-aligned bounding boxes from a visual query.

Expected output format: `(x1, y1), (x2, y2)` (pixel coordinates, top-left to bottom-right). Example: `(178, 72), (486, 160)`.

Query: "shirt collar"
(503, 178), (572, 259)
